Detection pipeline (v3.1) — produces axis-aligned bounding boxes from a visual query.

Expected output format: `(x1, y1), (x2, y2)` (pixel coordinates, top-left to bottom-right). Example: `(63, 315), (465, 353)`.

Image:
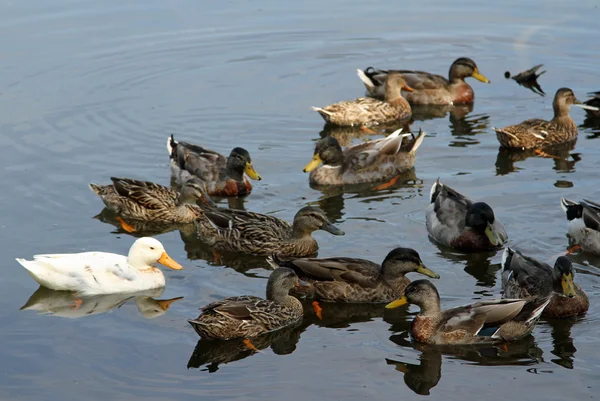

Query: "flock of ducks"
(16, 57), (600, 348)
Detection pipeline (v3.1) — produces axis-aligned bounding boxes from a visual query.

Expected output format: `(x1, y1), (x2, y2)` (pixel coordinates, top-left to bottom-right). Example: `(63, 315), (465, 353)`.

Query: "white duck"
(15, 237), (182, 295)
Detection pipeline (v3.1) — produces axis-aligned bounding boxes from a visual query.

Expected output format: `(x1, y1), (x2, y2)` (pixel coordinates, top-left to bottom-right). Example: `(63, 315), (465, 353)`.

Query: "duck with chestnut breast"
(167, 135), (262, 197)
(15, 237), (182, 295)
(312, 72), (412, 126)
(303, 128), (426, 186)
(385, 280), (550, 345)
(494, 88), (599, 149)
(197, 205), (344, 257)
(357, 57), (490, 105)
(188, 268), (306, 340)
(267, 247), (440, 303)
(426, 179), (507, 251)
(561, 198), (600, 255)
(89, 177), (212, 223)
(501, 248), (588, 318)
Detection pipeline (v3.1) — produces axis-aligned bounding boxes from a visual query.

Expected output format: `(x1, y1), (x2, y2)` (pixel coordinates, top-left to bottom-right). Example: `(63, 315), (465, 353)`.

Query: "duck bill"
(158, 251), (183, 270)
(296, 279), (311, 288)
(485, 223), (500, 246)
(561, 273), (576, 297)
(244, 162), (262, 180)
(303, 154), (322, 173)
(402, 83), (414, 92)
(156, 296), (184, 311)
(573, 102), (599, 111)
(417, 264), (440, 279)
(472, 69), (491, 83)
(320, 221), (345, 236)
(386, 296), (408, 309)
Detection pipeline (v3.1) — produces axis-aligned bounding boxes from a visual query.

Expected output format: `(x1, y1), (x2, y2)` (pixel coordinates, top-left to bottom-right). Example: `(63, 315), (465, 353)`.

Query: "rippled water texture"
(1, 0), (600, 399)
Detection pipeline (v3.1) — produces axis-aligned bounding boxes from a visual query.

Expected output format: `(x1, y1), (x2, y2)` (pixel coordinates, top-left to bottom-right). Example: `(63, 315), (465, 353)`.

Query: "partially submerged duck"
(426, 179), (507, 251)
(267, 247), (440, 303)
(167, 135), (261, 197)
(357, 57), (490, 105)
(188, 267), (305, 340)
(494, 88), (598, 149)
(312, 72), (412, 126)
(197, 205), (344, 257)
(385, 280), (550, 344)
(15, 237), (182, 295)
(561, 198), (600, 255)
(303, 128), (425, 186)
(89, 177), (209, 223)
(501, 248), (589, 318)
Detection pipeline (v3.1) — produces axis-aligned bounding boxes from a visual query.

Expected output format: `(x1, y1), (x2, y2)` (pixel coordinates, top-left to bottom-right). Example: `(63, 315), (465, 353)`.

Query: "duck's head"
(136, 296), (184, 319)
(227, 147), (262, 181)
(303, 137), (343, 172)
(449, 57), (490, 83)
(553, 256), (576, 298)
(292, 206), (345, 236)
(466, 202), (502, 246)
(381, 248), (440, 279)
(385, 72), (414, 97)
(266, 267), (308, 301)
(552, 88), (599, 116)
(179, 178), (214, 206)
(386, 279), (440, 313)
(128, 237), (183, 270)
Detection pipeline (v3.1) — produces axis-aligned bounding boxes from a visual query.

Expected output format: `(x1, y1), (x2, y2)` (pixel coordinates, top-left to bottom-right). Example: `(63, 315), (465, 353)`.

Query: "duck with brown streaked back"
(167, 135), (262, 197)
(303, 128), (426, 186)
(312, 72), (412, 126)
(188, 268), (305, 340)
(357, 57), (490, 105)
(385, 280), (550, 345)
(267, 247), (440, 303)
(197, 205), (344, 257)
(494, 88), (599, 149)
(426, 178), (507, 251)
(501, 248), (589, 318)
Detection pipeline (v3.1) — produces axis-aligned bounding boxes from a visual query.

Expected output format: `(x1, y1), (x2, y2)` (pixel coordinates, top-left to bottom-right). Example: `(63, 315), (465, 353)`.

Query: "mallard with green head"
(167, 135), (261, 197)
(385, 280), (550, 344)
(267, 247), (440, 303)
(426, 178), (507, 251)
(197, 205), (344, 257)
(188, 268), (305, 340)
(357, 57), (490, 105)
(494, 88), (598, 149)
(303, 128), (425, 186)
(561, 198), (600, 255)
(501, 248), (589, 318)
(312, 73), (412, 126)
(89, 177), (210, 223)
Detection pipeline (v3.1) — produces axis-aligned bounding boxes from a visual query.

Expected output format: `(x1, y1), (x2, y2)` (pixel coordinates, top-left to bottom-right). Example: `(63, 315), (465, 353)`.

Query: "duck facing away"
(303, 128), (425, 186)
(312, 73), (412, 126)
(15, 237), (182, 296)
(197, 205), (344, 257)
(167, 135), (262, 197)
(426, 179), (507, 251)
(501, 248), (589, 318)
(357, 57), (490, 105)
(188, 268), (305, 340)
(89, 177), (210, 223)
(561, 198), (600, 255)
(267, 247), (440, 303)
(494, 88), (598, 149)
(385, 280), (550, 344)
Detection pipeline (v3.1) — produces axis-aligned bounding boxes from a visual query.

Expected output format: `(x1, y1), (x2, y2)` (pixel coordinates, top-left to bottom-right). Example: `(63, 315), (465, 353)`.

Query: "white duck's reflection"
(20, 286), (183, 319)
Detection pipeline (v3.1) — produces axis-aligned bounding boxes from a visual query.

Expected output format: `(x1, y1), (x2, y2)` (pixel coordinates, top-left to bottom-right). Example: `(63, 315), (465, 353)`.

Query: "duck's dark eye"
(150, 247), (155, 250)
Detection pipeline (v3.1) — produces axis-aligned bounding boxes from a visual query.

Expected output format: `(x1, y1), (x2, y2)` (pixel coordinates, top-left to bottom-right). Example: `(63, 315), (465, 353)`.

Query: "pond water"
(1, 0), (600, 399)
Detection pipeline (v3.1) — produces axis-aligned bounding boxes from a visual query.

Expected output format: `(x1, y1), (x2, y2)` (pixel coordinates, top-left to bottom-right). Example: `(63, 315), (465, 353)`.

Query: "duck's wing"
(344, 128), (408, 171)
(397, 70), (449, 90)
(500, 248), (552, 297)
(581, 200), (600, 231)
(169, 137), (228, 182)
(111, 177), (177, 209)
(430, 182), (470, 232)
(203, 295), (280, 322)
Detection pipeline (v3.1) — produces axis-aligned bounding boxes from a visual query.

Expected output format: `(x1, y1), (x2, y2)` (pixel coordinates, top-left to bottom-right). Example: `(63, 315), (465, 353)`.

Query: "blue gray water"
(1, 0), (599, 399)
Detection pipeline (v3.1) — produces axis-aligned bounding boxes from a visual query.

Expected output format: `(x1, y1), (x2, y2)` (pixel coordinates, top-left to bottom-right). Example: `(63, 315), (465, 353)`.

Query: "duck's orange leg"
(116, 217), (136, 233)
(360, 126), (379, 135)
(372, 175), (402, 191)
(566, 245), (581, 255)
(243, 339), (260, 352)
(534, 149), (560, 159)
(312, 301), (323, 320)
(212, 248), (221, 264)
(70, 298), (83, 310)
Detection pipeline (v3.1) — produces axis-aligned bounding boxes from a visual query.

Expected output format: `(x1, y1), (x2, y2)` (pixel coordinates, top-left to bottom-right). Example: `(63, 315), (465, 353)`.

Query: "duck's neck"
(226, 161), (244, 182)
(417, 298), (441, 316)
(127, 251), (150, 270)
(268, 289), (302, 309)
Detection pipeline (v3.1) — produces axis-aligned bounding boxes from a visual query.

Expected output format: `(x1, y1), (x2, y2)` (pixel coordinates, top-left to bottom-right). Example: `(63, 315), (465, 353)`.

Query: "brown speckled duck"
(494, 88), (598, 149)
(357, 57), (490, 105)
(385, 280), (550, 345)
(312, 73), (412, 126)
(501, 248), (589, 318)
(267, 247), (440, 303)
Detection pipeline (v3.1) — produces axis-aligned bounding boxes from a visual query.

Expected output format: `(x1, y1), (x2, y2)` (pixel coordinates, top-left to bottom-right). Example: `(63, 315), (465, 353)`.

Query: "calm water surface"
(1, 1), (600, 399)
